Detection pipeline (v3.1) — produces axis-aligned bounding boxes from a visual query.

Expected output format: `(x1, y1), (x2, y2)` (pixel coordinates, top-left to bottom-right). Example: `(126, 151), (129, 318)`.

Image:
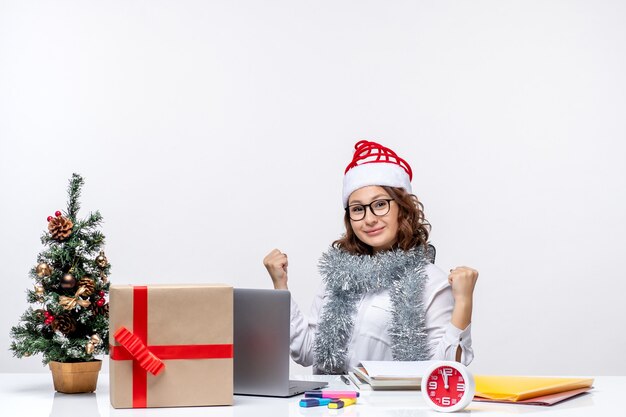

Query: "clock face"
(425, 366), (467, 407)
(421, 362), (475, 412)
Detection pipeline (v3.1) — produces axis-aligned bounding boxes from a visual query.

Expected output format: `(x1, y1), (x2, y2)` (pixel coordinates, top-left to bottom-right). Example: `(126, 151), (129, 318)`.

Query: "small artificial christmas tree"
(10, 173), (110, 364)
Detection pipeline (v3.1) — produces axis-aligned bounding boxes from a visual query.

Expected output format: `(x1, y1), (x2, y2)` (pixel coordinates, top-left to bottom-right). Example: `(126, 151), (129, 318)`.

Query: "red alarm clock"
(421, 361), (475, 412)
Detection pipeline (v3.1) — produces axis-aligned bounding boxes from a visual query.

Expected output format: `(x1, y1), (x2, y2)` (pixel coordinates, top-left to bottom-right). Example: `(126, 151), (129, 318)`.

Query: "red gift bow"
(113, 327), (165, 375)
(110, 286), (233, 408)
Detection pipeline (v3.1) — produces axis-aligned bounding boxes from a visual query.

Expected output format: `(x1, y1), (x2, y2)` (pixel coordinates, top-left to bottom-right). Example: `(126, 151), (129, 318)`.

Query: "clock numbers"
(435, 397), (458, 406)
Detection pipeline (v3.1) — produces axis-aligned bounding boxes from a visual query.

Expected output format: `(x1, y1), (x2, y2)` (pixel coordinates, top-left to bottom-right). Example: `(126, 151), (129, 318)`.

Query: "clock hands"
(440, 368), (450, 389)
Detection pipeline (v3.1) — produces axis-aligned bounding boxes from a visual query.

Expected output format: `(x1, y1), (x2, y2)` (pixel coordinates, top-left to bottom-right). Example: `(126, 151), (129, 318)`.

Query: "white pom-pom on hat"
(342, 140), (413, 207)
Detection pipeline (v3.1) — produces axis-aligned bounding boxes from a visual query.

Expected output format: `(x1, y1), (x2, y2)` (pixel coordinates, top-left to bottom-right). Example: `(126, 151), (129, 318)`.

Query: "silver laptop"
(234, 288), (328, 397)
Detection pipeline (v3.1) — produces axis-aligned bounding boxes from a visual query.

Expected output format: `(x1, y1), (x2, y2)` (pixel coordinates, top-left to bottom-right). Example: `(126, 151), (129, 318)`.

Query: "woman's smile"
(364, 226), (385, 236)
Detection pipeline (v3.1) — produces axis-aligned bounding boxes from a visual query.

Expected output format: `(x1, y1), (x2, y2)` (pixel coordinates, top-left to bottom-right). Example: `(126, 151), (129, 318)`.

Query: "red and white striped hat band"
(342, 140), (413, 207)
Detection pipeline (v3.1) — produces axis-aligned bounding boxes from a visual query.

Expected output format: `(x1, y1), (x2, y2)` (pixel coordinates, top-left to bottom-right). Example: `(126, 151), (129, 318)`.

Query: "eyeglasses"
(345, 199), (394, 221)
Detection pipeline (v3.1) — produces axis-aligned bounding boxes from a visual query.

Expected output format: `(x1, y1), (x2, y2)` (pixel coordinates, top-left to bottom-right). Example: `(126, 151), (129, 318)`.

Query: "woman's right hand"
(263, 249), (289, 290)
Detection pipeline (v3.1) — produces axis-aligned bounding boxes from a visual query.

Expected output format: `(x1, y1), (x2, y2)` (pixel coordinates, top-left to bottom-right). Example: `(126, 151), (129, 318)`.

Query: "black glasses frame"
(345, 199), (394, 221)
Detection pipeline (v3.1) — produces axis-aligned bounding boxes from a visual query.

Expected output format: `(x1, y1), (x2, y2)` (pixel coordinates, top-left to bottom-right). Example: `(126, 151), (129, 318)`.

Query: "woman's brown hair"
(333, 186), (431, 255)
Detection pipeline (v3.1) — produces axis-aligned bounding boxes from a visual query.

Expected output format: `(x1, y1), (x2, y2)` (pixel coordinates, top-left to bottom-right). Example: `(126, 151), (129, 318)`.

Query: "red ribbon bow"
(113, 326), (165, 375)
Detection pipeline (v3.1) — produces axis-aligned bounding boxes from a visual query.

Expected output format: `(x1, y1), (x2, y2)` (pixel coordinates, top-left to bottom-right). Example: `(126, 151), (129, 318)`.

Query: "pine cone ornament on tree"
(48, 215), (74, 241)
(51, 313), (77, 335)
(78, 277), (95, 295)
(91, 302), (109, 317)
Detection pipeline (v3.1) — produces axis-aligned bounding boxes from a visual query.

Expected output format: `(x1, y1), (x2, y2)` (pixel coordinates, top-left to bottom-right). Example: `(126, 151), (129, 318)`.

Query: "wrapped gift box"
(109, 284), (233, 408)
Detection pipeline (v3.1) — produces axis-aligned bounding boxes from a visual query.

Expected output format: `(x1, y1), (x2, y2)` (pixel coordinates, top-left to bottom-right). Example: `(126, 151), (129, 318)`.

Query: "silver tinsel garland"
(313, 245), (434, 374)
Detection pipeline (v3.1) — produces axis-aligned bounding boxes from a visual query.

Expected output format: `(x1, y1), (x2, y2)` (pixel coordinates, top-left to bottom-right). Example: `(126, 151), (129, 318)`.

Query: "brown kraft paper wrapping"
(109, 284), (233, 408)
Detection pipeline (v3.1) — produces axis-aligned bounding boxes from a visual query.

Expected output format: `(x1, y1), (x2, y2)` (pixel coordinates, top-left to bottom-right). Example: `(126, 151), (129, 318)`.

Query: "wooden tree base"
(49, 360), (102, 393)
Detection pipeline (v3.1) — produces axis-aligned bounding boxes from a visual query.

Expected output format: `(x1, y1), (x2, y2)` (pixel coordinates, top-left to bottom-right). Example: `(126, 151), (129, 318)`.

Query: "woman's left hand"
(448, 266), (479, 304)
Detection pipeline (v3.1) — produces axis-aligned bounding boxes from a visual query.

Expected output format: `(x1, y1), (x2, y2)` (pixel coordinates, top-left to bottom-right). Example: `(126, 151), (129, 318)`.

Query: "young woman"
(263, 140), (478, 374)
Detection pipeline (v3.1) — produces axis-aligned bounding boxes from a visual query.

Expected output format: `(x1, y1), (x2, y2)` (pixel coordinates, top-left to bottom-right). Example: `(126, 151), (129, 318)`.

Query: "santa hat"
(342, 140), (413, 207)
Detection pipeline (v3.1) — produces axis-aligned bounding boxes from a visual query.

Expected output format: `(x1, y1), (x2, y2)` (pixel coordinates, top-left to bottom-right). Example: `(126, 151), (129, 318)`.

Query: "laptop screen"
(233, 288), (291, 395)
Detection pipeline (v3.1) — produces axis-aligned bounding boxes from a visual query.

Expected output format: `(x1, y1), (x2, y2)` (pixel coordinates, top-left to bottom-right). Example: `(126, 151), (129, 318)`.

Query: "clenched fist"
(263, 249), (289, 290)
(448, 266), (479, 304)
(447, 266), (478, 333)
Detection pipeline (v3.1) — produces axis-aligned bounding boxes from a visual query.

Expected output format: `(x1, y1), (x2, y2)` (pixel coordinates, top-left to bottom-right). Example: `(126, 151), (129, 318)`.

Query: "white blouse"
(289, 262), (473, 373)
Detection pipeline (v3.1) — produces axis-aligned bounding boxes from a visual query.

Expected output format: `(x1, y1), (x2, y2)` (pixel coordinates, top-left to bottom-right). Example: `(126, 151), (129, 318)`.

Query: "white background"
(1, 0), (625, 376)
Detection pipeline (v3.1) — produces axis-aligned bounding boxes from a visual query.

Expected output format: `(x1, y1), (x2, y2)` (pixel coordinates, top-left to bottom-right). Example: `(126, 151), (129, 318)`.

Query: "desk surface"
(1, 373), (619, 417)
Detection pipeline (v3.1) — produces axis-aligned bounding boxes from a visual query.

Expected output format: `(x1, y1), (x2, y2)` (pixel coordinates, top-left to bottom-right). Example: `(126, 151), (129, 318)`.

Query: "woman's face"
(347, 185), (399, 252)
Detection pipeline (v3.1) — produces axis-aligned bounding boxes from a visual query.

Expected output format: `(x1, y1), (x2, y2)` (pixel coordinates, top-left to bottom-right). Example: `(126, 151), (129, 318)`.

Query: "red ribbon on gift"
(110, 286), (233, 408)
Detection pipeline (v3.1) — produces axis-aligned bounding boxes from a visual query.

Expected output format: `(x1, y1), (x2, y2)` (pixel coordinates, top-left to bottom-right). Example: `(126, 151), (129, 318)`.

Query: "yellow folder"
(474, 376), (594, 402)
